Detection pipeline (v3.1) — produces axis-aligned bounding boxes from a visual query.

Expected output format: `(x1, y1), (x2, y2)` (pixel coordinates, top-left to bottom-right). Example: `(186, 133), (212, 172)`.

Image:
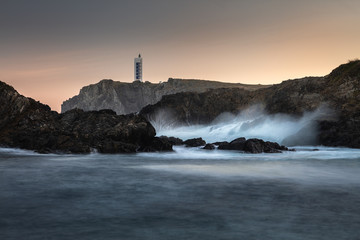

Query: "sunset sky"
(1, 0), (360, 112)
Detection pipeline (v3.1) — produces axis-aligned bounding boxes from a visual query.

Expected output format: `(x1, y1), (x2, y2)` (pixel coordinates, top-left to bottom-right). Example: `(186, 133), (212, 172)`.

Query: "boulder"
(202, 143), (215, 150)
(213, 141), (228, 146)
(244, 138), (288, 153)
(217, 137), (288, 153)
(159, 136), (184, 145)
(138, 137), (173, 152)
(217, 137), (246, 150)
(184, 138), (206, 147)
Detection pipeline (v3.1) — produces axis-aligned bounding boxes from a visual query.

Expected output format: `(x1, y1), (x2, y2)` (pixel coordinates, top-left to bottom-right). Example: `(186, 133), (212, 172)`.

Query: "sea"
(2, 107), (360, 240)
(1, 146), (360, 240)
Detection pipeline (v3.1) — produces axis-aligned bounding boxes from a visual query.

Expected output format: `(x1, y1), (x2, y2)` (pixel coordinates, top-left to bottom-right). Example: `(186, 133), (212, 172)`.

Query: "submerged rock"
(184, 138), (206, 147)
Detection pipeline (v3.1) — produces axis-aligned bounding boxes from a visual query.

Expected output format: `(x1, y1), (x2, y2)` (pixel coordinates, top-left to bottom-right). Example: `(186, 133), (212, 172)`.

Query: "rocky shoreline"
(1, 60), (359, 153)
(0, 81), (292, 154)
(0, 81), (168, 153)
(141, 60), (360, 148)
(1, 81), (288, 154)
(161, 136), (290, 153)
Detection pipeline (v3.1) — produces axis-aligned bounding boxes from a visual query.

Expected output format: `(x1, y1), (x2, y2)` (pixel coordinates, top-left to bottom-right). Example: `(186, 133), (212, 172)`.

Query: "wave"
(152, 104), (336, 146)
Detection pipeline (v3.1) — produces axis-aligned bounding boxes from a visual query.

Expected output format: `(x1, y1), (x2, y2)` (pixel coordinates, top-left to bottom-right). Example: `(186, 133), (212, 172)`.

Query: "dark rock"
(202, 143), (215, 150)
(184, 138), (206, 147)
(98, 141), (138, 153)
(138, 137), (173, 152)
(244, 138), (288, 153)
(0, 81), (167, 154)
(218, 137), (246, 150)
(217, 137), (287, 153)
(212, 141), (228, 146)
(140, 89), (253, 125)
(318, 117), (360, 148)
(159, 136), (183, 145)
(229, 137), (246, 150)
(217, 142), (230, 150)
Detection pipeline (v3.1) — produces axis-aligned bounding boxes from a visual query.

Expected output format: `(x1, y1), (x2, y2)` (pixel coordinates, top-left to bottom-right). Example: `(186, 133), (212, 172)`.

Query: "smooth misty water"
(1, 146), (360, 240)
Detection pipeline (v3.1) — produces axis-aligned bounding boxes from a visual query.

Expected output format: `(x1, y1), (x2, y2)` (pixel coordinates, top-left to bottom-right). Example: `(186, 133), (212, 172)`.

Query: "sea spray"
(152, 104), (336, 145)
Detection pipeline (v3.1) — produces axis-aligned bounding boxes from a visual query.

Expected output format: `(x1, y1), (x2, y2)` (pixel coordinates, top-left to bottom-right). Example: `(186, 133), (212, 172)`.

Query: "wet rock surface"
(0, 81), (171, 154)
(138, 137), (173, 152)
(184, 138), (206, 147)
(216, 137), (288, 153)
(218, 138), (246, 150)
(202, 143), (215, 150)
(159, 136), (184, 145)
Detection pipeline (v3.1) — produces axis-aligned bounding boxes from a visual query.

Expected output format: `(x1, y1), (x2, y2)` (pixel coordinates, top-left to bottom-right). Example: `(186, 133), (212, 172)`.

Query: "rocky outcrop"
(159, 136), (184, 145)
(177, 136), (288, 153)
(218, 137), (247, 150)
(0, 81), (171, 153)
(61, 78), (269, 114)
(140, 77), (326, 124)
(184, 138), (206, 147)
(202, 144), (215, 150)
(217, 137), (288, 153)
(141, 88), (253, 124)
(137, 137), (173, 152)
(140, 60), (360, 148)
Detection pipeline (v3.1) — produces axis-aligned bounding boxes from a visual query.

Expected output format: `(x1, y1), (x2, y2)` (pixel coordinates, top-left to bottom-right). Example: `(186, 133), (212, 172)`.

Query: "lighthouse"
(134, 54), (143, 82)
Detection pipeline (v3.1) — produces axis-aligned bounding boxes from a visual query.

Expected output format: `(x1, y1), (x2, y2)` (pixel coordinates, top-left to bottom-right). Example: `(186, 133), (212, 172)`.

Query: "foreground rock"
(184, 138), (206, 147)
(202, 143), (215, 150)
(217, 137), (288, 153)
(159, 136), (184, 145)
(137, 137), (173, 152)
(0, 81), (171, 153)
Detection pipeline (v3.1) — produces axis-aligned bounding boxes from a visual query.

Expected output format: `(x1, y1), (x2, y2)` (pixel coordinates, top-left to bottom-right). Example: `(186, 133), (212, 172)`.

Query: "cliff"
(140, 76), (326, 124)
(0, 81), (171, 153)
(61, 78), (269, 114)
(140, 60), (360, 148)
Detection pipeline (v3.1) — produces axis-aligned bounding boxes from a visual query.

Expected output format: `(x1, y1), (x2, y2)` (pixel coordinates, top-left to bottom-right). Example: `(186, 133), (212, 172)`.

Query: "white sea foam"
(137, 145), (360, 161)
(152, 104), (335, 145)
(0, 147), (39, 156)
(136, 146), (360, 185)
(139, 161), (360, 185)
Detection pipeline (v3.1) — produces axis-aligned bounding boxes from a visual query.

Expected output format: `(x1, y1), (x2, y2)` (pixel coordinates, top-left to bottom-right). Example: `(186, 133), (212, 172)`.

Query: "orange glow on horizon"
(1, 1), (360, 112)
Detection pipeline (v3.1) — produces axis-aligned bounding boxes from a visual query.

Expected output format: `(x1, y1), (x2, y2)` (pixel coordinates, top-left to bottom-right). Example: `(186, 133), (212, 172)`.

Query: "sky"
(1, 0), (360, 112)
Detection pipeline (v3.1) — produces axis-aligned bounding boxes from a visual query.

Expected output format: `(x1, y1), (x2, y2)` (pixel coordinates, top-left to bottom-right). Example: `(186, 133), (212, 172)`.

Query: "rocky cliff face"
(0, 81), (171, 153)
(140, 60), (360, 148)
(61, 78), (269, 114)
(140, 76), (327, 124)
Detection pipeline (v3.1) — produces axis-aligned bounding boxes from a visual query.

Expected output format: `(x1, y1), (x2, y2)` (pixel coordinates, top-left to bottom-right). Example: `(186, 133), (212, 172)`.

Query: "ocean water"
(1, 146), (360, 240)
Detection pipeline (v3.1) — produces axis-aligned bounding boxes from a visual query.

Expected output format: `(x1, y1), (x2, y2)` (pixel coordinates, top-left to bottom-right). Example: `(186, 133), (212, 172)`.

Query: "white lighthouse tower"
(134, 54), (143, 82)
